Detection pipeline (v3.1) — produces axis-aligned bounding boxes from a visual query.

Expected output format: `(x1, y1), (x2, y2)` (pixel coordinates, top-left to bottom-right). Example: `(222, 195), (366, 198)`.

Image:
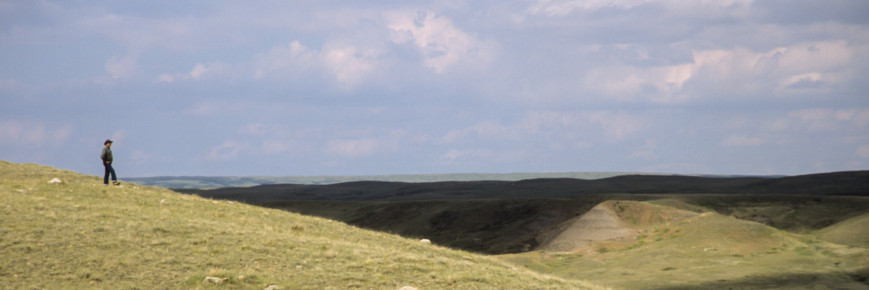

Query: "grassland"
(0, 161), (598, 289)
(10, 160), (866, 289)
(227, 186), (869, 289)
(500, 200), (869, 289)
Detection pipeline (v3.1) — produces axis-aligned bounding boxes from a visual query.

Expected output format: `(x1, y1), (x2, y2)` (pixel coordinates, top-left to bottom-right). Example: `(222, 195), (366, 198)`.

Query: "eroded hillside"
(503, 200), (869, 289)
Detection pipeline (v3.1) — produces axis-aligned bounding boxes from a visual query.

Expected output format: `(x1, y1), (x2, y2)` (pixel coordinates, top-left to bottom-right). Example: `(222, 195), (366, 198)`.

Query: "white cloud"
(443, 110), (644, 144)
(189, 63), (208, 79)
(581, 41), (862, 103)
(386, 10), (496, 74)
(156, 61), (230, 83)
(582, 49), (741, 103)
(105, 53), (138, 79)
(721, 134), (764, 147)
(630, 139), (659, 160)
(5, 1), (869, 177)
(689, 42), (857, 99)
(527, 0), (652, 16)
(0, 121), (72, 145)
(250, 41), (316, 80)
(239, 123), (268, 136)
(440, 148), (526, 165)
(326, 138), (379, 157)
(184, 101), (256, 116)
(774, 108), (869, 132)
(443, 120), (514, 143)
(322, 44), (380, 86)
(857, 145), (869, 158)
(157, 39), (379, 86)
(206, 140), (248, 160)
(526, 0), (754, 17)
(442, 148), (494, 162)
(110, 130), (127, 143)
(130, 150), (154, 162)
(582, 111), (645, 139)
(262, 139), (295, 155)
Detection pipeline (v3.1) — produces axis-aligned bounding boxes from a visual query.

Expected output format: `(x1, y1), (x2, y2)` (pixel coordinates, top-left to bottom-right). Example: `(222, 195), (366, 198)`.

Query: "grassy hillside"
(815, 212), (869, 247)
(0, 161), (598, 289)
(500, 200), (869, 289)
(263, 194), (869, 255)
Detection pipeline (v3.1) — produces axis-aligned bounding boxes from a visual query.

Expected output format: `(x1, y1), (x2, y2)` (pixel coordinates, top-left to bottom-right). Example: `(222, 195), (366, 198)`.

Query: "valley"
(180, 171), (869, 289)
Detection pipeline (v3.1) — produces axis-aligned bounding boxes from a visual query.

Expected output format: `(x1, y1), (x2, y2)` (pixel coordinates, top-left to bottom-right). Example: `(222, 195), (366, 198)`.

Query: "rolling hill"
(0, 161), (597, 289)
(172, 169), (869, 289)
(178, 170), (869, 203)
(10, 161), (867, 289)
(501, 199), (869, 289)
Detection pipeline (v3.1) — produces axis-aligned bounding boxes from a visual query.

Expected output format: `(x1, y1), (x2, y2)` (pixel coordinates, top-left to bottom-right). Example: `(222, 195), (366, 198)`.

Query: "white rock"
(49, 178), (62, 184)
(203, 276), (226, 284)
(399, 286), (419, 290)
(419, 239), (431, 245)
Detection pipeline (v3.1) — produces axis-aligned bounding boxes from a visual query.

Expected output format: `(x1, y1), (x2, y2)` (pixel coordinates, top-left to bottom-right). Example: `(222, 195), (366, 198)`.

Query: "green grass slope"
(501, 200), (869, 289)
(0, 161), (598, 289)
(816, 212), (869, 247)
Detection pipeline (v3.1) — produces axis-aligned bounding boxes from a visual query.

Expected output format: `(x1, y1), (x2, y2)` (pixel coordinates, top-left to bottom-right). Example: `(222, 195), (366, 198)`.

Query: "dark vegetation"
(177, 171), (869, 254)
(177, 171), (868, 202)
(127, 172), (641, 189)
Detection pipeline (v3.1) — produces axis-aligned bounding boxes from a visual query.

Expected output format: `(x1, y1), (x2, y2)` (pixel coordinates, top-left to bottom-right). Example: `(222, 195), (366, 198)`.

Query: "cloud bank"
(1, 1), (867, 176)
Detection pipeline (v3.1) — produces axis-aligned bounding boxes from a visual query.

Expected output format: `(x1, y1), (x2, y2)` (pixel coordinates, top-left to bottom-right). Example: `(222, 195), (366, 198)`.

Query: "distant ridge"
(127, 171), (664, 189)
(178, 170), (869, 202)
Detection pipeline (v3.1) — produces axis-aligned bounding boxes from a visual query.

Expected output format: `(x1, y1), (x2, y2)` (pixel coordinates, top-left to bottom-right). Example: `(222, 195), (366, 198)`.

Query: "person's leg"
(103, 163), (110, 185)
(108, 163), (117, 183)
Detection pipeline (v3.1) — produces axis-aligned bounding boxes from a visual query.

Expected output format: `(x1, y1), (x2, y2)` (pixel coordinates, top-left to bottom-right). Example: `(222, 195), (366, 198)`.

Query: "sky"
(2, 0), (868, 177)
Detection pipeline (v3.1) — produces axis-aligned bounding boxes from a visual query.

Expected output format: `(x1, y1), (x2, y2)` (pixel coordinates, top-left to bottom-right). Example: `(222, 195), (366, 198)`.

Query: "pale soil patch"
(537, 200), (699, 252)
(503, 200), (869, 289)
(537, 203), (637, 252)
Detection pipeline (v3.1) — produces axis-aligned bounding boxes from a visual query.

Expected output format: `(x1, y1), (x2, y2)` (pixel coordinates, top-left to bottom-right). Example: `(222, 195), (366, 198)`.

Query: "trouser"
(103, 162), (117, 184)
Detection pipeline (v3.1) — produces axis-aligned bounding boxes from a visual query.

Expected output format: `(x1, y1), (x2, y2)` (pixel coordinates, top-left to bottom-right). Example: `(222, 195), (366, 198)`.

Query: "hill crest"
(180, 170), (869, 203)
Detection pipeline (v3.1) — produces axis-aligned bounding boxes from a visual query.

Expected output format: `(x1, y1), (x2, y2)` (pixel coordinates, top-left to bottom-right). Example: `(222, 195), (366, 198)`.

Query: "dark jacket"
(101, 146), (113, 163)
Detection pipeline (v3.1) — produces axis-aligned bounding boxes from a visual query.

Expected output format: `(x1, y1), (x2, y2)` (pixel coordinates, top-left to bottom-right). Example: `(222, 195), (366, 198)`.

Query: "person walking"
(101, 139), (119, 186)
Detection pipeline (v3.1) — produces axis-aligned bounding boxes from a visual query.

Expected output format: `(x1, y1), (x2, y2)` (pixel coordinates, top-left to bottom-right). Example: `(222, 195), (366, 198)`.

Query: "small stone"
(49, 178), (62, 184)
(264, 284), (281, 290)
(419, 239), (431, 245)
(399, 286), (419, 290)
(204, 276), (226, 284)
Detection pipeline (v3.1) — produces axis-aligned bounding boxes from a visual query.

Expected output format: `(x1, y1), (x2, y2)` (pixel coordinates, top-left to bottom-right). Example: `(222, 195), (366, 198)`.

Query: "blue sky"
(2, 0), (868, 177)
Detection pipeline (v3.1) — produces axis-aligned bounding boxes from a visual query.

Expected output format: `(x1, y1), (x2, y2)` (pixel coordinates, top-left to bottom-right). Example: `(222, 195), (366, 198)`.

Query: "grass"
(0, 161), (599, 289)
(499, 201), (869, 289)
(815, 212), (869, 247)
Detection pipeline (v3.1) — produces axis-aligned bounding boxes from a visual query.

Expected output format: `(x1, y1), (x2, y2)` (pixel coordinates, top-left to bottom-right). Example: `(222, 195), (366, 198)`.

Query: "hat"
(104, 139), (113, 145)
